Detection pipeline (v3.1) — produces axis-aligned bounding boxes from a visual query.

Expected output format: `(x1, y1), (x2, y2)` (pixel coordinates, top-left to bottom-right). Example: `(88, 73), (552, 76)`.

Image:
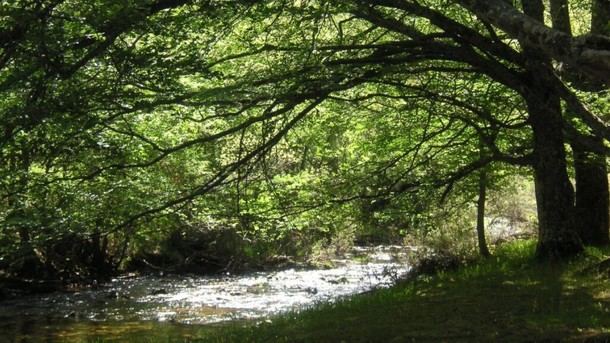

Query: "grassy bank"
(199, 240), (610, 342)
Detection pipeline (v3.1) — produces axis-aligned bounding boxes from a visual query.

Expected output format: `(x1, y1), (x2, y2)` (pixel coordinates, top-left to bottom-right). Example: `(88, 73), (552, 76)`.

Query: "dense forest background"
(0, 0), (609, 285)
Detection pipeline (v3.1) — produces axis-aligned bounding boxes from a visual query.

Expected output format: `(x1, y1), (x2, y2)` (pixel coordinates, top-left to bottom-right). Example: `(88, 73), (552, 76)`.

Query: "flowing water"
(0, 245), (411, 342)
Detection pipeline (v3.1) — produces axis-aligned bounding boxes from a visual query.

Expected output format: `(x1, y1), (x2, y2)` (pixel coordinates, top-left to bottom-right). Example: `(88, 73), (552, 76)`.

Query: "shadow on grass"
(3, 241), (610, 342)
(205, 243), (610, 342)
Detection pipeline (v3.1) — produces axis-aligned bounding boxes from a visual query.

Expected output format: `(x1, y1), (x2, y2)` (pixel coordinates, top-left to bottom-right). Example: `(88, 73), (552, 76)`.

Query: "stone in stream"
(151, 288), (168, 295)
(327, 277), (349, 284)
(157, 311), (177, 322)
(304, 287), (318, 295)
(246, 283), (271, 294)
(64, 311), (83, 320)
(105, 291), (131, 300)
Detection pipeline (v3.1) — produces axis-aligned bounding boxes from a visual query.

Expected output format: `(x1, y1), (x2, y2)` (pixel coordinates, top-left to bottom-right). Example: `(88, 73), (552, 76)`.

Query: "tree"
(476, 141), (491, 257)
(455, 0), (610, 85)
(2, 0), (610, 279)
(348, 0), (610, 258)
(557, 0), (610, 246)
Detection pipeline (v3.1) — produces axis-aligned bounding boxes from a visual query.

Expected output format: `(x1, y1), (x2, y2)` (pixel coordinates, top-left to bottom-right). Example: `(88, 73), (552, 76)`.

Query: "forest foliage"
(0, 0), (609, 282)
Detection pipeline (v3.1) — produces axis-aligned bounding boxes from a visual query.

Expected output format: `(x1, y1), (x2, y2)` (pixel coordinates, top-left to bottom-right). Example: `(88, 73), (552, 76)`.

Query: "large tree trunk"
(520, 0), (583, 259)
(528, 93), (583, 259)
(552, 0), (610, 246)
(592, 0), (610, 37)
(578, 0), (610, 246)
(573, 143), (610, 245)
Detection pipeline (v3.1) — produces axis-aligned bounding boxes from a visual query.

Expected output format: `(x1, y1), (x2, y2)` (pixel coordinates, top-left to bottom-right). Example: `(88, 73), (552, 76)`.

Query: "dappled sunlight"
(204, 243), (610, 342)
(0, 0), (608, 341)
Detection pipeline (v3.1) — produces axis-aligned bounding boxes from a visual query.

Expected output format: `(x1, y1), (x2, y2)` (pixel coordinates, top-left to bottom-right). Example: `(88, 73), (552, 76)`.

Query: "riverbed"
(0, 245), (411, 342)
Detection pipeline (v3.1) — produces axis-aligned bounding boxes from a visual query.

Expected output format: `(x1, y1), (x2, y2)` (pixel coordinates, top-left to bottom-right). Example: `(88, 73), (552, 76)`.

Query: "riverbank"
(5, 240), (610, 342)
(202, 240), (610, 342)
(0, 245), (407, 296)
(0, 246), (411, 342)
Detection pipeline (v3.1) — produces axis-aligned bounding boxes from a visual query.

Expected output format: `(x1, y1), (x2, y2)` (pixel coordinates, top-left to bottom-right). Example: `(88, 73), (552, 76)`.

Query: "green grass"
(12, 240), (610, 342)
(199, 240), (610, 342)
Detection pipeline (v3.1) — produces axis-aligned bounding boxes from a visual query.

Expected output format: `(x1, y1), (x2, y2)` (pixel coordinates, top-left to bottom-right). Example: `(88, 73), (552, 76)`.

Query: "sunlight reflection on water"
(0, 245), (412, 341)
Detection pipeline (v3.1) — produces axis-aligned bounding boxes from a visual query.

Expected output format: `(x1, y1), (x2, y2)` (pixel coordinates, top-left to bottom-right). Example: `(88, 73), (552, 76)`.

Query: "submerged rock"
(157, 311), (177, 322)
(246, 283), (271, 294)
(151, 289), (168, 295)
(327, 277), (349, 284)
(304, 287), (318, 295)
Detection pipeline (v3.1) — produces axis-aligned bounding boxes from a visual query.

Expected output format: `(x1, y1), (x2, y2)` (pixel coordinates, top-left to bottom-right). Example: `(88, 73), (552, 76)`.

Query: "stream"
(0, 245), (411, 342)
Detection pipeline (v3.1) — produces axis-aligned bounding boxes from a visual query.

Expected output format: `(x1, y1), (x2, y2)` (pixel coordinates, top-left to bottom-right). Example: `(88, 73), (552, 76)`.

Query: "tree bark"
(592, 0), (610, 36)
(528, 91), (583, 259)
(549, 0), (610, 246)
(573, 143), (610, 245)
(476, 166), (491, 257)
(514, 0), (581, 259)
(550, 0), (572, 35)
(455, 0), (610, 85)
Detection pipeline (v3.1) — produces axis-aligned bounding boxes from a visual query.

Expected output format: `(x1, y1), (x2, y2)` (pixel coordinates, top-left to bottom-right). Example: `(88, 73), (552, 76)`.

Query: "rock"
(410, 252), (462, 277)
(328, 277), (348, 284)
(156, 311), (177, 322)
(304, 287), (318, 295)
(150, 288), (168, 295)
(105, 291), (130, 299)
(246, 283), (270, 294)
